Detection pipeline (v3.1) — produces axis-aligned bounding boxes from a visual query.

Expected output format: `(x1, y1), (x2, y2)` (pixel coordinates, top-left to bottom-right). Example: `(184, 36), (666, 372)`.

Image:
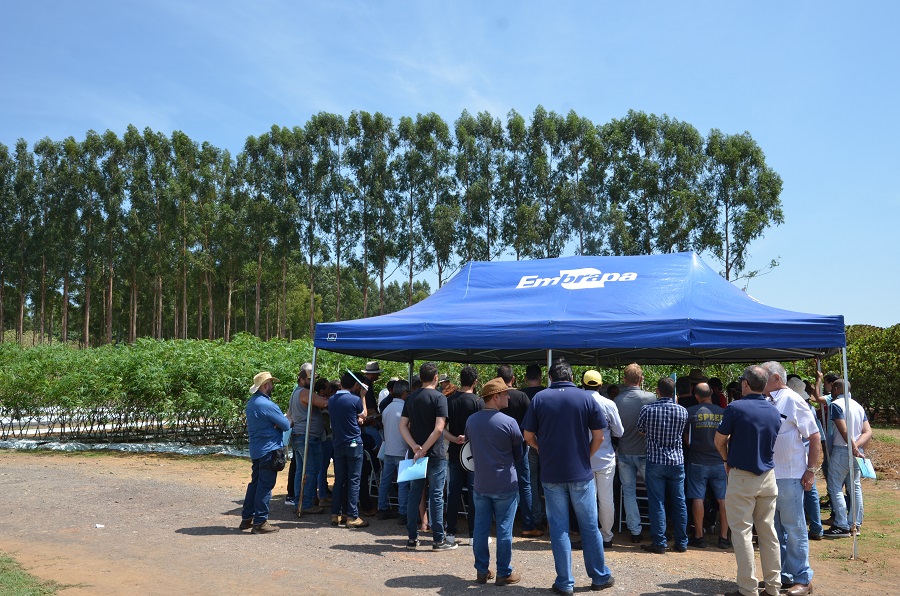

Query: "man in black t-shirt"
(499, 364), (541, 537)
(400, 362), (456, 551)
(444, 365), (482, 542)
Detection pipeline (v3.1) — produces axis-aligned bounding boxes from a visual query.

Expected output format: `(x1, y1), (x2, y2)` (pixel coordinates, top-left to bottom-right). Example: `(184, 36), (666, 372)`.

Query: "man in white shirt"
(763, 362), (821, 596)
(378, 380), (410, 521)
(583, 370), (624, 548)
(823, 379), (872, 537)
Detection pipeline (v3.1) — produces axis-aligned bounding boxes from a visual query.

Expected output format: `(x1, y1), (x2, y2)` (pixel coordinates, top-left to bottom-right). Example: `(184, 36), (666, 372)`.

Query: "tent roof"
(313, 253), (845, 365)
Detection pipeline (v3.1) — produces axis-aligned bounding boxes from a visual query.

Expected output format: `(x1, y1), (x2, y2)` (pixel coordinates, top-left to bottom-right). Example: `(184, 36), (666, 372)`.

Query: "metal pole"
(817, 359), (830, 471)
(298, 346), (318, 512)
(546, 350), (553, 385)
(841, 347), (858, 558)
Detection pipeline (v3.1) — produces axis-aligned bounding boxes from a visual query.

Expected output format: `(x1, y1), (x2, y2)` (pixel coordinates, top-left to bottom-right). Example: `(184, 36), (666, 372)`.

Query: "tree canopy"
(0, 107), (783, 346)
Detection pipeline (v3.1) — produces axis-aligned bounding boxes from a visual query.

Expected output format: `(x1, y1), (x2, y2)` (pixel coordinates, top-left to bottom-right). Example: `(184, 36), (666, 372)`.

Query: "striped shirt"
(637, 398), (688, 466)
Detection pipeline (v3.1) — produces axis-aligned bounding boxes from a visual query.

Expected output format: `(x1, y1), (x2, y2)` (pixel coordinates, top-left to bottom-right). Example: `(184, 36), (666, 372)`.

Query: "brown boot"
(251, 521), (279, 534)
(238, 518), (253, 530)
(346, 517), (370, 528)
(495, 571), (521, 586)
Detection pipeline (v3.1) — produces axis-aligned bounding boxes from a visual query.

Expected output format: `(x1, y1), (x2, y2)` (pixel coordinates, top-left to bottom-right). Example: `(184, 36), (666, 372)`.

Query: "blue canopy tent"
(312, 252), (845, 366)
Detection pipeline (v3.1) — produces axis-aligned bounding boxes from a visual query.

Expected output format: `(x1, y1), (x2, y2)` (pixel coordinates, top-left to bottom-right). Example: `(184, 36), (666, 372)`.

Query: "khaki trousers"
(725, 468), (781, 596)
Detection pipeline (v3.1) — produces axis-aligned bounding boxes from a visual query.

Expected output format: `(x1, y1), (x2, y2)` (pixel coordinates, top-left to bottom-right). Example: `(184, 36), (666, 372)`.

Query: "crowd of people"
(239, 358), (871, 596)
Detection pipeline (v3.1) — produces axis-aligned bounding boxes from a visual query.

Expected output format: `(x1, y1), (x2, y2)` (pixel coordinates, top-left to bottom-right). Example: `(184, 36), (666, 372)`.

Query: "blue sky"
(2, 1), (897, 327)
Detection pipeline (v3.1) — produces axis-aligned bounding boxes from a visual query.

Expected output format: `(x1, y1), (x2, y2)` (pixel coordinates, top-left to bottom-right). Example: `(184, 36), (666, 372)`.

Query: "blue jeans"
(803, 481), (823, 536)
(528, 447), (544, 527)
(331, 441), (363, 519)
(379, 454), (409, 515)
(775, 478), (813, 585)
(828, 445), (864, 529)
(318, 438), (333, 498)
(406, 457), (448, 544)
(543, 479), (612, 592)
(473, 491), (518, 577)
(617, 453), (647, 535)
(516, 447), (535, 530)
(447, 457), (475, 536)
(241, 451), (279, 525)
(645, 462), (688, 549)
(292, 436), (322, 509)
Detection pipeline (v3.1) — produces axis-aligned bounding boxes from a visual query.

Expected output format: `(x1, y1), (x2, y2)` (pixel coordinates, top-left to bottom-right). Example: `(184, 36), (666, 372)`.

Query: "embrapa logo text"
(515, 267), (638, 290)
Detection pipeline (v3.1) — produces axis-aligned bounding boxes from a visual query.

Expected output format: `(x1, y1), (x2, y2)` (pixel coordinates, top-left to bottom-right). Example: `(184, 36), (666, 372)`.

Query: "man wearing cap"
(466, 377), (524, 586)
(523, 358), (614, 594)
(240, 372), (291, 534)
(714, 365), (782, 596)
(444, 365), (483, 544)
(762, 361), (820, 596)
(328, 371), (370, 528)
(582, 370), (624, 549)
(614, 362), (656, 543)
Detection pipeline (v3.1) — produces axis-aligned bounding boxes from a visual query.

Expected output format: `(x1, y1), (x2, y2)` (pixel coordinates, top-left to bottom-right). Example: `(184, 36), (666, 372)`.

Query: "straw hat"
(361, 361), (383, 375)
(249, 371), (279, 394)
(480, 378), (509, 399)
(686, 368), (707, 382)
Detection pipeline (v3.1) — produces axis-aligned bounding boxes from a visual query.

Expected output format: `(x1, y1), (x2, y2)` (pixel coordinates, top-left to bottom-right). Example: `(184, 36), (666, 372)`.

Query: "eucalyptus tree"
(141, 128), (175, 339)
(309, 113), (353, 321)
(473, 111), (507, 260)
(10, 139), (37, 343)
(557, 111), (608, 255)
(33, 137), (62, 343)
(195, 140), (226, 339)
(346, 110), (397, 316)
(602, 110), (705, 256)
(98, 130), (127, 344)
(413, 113), (455, 286)
(0, 142), (12, 341)
(170, 130), (200, 339)
(212, 148), (248, 342)
(394, 116), (433, 303)
(499, 109), (536, 260)
(701, 129), (783, 281)
(525, 106), (567, 259)
(122, 125), (153, 342)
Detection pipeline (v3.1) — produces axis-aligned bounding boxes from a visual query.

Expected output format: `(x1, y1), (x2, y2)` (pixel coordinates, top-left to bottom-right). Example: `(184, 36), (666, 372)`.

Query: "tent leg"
(298, 346), (318, 512)
(546, 350), (553, 385)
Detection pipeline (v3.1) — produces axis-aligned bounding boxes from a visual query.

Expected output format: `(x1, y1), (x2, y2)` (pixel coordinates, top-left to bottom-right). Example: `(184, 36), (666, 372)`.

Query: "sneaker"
(602, 540), (613, 549)
(331, 515), (347, 527)
(823, 526), (851, 538)
(590, 577), (615, 591)
(238, 518), (253, 530)
(405, 539), (419, 550)
(445, 533), (456, 545)
(718, 537), (733, 549)
(808, 532), (823, 541)
(672, 544), (687, 553)
(476, 569), (494, 584)
(251, 521), (279, 534)
(378, 509), (399, 520)
(688, 536), (707, 548)
(495, 571), (521, 586)
(284, 497), (297, 507)
(433, 539), (458, 551)
(630, 532), (642, 543)
(346, 517), (370, 528)
(551, 586), (575, 596)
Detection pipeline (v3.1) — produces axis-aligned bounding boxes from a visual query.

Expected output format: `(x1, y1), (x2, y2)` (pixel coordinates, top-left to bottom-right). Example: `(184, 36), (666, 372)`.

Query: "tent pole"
(841, 347), (858, 559)
(298, 346), (318, 512)
(546, 350), (553, 385)
(409, 360), (414, 383)
(817, 359), (830, 472)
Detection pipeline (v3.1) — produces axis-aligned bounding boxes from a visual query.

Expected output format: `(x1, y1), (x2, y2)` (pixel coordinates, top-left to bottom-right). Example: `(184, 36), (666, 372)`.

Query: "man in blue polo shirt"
(714, 365), (783, 596)
(522, 358), (614, 595)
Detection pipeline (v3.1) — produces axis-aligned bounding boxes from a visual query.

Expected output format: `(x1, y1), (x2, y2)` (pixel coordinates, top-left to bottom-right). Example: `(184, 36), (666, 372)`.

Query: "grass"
(0, 552), (59, 595)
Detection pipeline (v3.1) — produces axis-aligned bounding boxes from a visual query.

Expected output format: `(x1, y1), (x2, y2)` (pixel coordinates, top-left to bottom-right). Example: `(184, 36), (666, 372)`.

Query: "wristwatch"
(806, 466), (820, 473)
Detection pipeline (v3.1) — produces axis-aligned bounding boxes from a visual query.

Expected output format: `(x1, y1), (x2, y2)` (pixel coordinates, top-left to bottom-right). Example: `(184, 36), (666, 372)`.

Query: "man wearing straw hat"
(465, 377), (524, 586)
(240, 371), (291, 534)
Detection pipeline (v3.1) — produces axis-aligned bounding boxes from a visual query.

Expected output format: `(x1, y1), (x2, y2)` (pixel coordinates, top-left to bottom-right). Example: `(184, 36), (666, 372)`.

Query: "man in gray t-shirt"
(288, 367), (329, 515)
(684, 383), (729, 547)
(613, 363), (656, 540)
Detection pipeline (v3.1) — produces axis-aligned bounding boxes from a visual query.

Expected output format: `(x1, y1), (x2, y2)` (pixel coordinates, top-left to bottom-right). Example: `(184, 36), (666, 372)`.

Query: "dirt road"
(0, 450), (891, 595)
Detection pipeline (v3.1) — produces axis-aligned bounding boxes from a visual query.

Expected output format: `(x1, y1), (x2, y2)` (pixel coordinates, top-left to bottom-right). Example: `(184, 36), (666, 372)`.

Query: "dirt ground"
(0, 447), (896, 596)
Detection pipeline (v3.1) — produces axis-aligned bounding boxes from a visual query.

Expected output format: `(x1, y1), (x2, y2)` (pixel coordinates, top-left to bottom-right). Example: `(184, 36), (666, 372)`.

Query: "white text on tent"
(516, 268), (638, 290)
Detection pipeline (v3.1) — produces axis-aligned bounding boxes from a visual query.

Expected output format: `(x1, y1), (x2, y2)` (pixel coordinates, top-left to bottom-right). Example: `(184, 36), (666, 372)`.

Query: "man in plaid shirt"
(637, 377), (689, 553)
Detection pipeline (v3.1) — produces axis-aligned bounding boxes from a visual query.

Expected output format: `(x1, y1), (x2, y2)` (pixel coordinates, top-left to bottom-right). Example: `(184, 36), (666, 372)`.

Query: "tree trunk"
(206, 270), (214, 339)
(40, 256), (46, 344)
(280, 256), (287, 338)
(106, 258), (114, 345)
(225, 276), (234, 342)
(83, 274), (91, 348)
(0, 271), (5, 343)
(308, 250), (315, 338)
(255, 245), (262, 337)
(62, 271), (70, 344)
(181, 249), (188, 339)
